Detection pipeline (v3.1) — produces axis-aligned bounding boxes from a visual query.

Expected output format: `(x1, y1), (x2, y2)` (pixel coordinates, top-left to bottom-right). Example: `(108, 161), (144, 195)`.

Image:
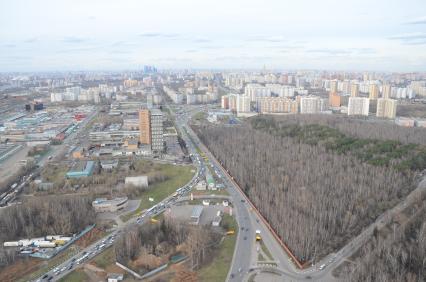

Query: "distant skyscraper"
(376, 98), (397, 119)
(348, 97), (369, 116)
(369, 84), (379, 100)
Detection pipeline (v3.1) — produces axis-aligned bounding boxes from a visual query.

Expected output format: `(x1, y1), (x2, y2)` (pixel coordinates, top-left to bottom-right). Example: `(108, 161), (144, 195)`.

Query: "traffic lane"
(229, 205), (254, 281)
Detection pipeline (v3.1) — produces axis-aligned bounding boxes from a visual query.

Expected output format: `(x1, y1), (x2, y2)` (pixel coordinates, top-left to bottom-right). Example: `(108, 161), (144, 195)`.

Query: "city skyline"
(1, 0), (426, 72)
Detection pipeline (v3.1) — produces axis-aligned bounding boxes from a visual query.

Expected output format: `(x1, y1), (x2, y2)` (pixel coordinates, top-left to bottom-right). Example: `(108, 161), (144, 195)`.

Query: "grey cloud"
(198, 45), (224, 50)
(307, 48), (376, 56)
(389, 33), (426, 40)
(1, 55), (32, 61)
(62, 37), (88, 43)
(388, 33), (426, 45)
(246, 35), (287, 43)
(109, 49), (132, 54)
(56, 46), (99, 54)
(24, 37), (38, 43)
(110, 41), (139, 48)
(214, 55), (275, 61)
(139, 32), (180, 39)
(404, 17), (426, 25)
(193, 38), (211, 43)
(307, 49), (352, 55)
(139, 32), (162, 37)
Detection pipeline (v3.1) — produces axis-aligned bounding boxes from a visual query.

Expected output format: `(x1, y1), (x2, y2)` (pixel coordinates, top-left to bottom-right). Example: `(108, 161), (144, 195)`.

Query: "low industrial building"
(66, 161), (95, 178)
(92, 197), (128, 212)
(195, 180), (207, 190)
(100, 159), (119, 170)
(190, 206), (204, 225)
(125, 175), (148, 188)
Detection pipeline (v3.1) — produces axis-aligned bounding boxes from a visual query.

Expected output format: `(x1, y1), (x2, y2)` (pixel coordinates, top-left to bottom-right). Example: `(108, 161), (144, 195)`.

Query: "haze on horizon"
(1, 0), (426, 72)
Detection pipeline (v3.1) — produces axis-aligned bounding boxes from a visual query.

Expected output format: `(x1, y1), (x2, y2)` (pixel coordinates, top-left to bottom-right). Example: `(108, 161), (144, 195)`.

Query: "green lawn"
(58, 269), (90, 282)
(197, 215), (238, 282)
(121, 163), (195, 221)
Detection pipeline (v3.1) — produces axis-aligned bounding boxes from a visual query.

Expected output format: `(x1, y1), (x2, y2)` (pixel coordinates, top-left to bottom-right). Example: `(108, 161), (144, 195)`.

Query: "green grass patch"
(120, 163), (195, 222)
(197, 214), (238, 282)
(58, 269), (90, 282)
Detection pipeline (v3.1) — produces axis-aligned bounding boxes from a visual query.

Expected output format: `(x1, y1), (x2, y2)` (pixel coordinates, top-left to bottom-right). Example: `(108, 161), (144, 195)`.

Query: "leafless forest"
(340, 200), (426, 282)
(0, 196), (95, 241)
(0, 196), (95, 267)
(115, 218), (219, 271)
(193, 115), (425, 262)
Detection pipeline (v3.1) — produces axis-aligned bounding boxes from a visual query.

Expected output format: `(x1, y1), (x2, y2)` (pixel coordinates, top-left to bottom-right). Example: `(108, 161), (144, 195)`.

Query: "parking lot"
(166, 204), (227, 226)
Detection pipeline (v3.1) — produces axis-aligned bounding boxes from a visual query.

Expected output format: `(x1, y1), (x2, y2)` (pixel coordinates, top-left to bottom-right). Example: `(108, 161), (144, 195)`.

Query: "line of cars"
(36, 233), (117, 282)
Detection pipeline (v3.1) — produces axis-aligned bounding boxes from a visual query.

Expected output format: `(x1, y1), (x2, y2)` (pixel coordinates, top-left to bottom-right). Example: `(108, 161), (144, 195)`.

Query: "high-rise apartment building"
(256, 97), (298, 113)
(150, 109), (164, 152)
(329, 92), (341, 107)
(221, 95), (229, 109)
(124, 79), (139, 88)
(300, 96), (325, 114)
(348, 97), (369, 116)
(376, 98), (397, 119)
(369, 84), (379, 100)
(236, 95), (251, 113)
(350, 83), (359, 97)
(382, 84), (392, 99)
(330, 80), (338, 93)
(139, 109), (151, 144)
(244, 84), (271, 101)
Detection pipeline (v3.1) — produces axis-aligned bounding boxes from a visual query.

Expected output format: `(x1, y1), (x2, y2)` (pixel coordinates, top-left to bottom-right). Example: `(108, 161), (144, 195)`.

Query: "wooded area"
(193, 115), (425, 263)
(115, 218), (220, 272)
(340, 200), (426, 282)
(0, 196), (95, 267)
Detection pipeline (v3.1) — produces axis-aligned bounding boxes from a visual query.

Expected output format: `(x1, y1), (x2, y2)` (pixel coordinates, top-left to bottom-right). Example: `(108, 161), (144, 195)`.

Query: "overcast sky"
(1, 0), (426, 72)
